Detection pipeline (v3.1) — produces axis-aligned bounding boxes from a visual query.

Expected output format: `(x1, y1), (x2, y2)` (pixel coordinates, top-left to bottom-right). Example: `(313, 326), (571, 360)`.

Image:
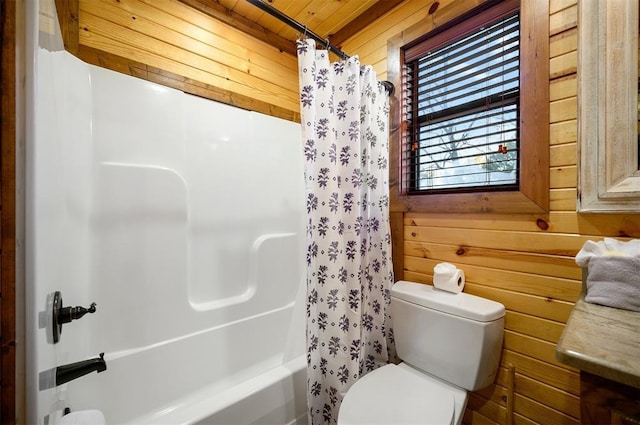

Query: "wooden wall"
(341, 0), (640, 424)
(1, 0), (18, 422)
(53, 0), (640, 424)
(56, 0), (301, 121)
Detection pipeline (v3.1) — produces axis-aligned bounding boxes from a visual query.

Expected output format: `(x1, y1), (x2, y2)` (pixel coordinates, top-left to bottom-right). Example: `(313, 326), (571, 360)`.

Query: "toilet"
(338, 280), (505, 425)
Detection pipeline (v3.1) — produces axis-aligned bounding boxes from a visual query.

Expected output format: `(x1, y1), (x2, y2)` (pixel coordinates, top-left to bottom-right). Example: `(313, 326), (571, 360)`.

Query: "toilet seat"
(338, 363), (456, 425)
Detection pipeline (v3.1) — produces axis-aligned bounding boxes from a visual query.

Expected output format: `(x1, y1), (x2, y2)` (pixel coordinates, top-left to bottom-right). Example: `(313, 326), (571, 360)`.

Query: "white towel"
(575, 238), (640, 267)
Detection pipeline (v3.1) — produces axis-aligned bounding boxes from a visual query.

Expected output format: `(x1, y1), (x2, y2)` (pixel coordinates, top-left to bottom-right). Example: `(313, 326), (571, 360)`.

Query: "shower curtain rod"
(246, 0), (394, 95)
(246, 0), (349, 59)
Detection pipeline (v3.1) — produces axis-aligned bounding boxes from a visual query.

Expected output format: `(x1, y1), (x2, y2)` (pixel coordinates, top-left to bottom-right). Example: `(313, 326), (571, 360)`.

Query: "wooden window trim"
(388, 0), (549, 214)
(403, 0), (519, 62)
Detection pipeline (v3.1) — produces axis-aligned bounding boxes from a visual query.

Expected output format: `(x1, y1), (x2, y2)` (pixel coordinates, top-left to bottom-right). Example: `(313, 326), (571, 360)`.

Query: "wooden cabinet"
(580, 372), (640, 425)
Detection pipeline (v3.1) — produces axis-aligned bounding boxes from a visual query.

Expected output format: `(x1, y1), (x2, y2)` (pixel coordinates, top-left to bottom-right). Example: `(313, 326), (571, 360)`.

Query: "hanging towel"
(575, 238), (640, 312)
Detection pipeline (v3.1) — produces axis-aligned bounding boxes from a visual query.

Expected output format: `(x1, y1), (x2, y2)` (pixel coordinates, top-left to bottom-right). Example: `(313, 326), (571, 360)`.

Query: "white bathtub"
(27, 2), (307, 423)
(154, 356), (308, 425)
(64, 295), (308, 424)
(195, 356), (307, 425)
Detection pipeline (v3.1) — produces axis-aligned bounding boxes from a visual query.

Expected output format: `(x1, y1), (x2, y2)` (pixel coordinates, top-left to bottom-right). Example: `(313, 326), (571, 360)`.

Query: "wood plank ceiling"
(178, 0), (404, 56)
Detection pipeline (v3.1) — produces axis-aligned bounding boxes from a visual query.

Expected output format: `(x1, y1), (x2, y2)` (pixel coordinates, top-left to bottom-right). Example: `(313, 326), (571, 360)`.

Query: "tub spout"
(56, 353), (107, 386)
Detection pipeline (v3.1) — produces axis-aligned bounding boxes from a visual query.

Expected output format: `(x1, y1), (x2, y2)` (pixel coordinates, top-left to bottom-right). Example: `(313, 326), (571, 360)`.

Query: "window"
(405, 7), (520, 193)
(389, 0), (549, 213)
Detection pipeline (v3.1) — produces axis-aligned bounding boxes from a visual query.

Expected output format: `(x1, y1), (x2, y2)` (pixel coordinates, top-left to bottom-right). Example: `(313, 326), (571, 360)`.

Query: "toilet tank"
(391, 281), (505, 391)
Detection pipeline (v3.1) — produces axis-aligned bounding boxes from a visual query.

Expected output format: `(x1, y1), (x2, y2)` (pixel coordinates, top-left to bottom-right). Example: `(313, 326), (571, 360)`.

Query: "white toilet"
(338, 280), (505, 425)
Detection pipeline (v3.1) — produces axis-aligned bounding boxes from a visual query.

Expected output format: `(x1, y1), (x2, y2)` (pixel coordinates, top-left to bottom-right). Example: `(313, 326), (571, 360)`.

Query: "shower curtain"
(297, 39), (396, 424)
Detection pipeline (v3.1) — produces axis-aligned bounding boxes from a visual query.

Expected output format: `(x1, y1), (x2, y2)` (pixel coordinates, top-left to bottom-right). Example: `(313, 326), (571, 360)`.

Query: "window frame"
(404, 4), (521, 195)
(388, 0), (549, 214)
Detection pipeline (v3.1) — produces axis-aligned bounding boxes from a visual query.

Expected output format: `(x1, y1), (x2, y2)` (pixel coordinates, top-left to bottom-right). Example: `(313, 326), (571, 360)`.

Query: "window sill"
(390, 190), (548, 214)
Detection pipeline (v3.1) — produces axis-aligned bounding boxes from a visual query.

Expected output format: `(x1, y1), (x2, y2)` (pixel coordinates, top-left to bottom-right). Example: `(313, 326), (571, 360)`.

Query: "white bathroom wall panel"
(28, 1), (304, 422)
(28, 45), (95, 425)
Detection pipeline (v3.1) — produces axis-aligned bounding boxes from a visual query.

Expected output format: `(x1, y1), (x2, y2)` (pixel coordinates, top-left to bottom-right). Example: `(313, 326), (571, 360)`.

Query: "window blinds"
(403, 11), (520, 193)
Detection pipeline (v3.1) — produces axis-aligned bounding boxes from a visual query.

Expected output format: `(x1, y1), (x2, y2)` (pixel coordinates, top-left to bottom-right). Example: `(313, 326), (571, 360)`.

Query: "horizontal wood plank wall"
(341, 0), (640, 424)
(59, 0), (301, 121)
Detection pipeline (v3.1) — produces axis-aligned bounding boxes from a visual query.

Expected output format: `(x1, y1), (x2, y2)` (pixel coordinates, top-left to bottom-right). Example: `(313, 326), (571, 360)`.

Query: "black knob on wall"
(52, 291), (97, 344)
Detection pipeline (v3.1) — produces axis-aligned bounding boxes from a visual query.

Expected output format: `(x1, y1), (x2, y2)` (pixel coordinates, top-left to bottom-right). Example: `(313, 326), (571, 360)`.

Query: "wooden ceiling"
(178, 0), (404, 56)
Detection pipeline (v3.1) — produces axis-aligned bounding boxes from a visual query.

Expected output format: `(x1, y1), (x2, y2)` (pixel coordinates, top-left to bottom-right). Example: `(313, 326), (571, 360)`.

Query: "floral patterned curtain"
(297, 39), (396, 425)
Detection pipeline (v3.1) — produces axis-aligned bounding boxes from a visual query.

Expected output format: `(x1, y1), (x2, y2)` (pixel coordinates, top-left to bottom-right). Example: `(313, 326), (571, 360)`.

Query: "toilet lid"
(338, 364), (455, 425)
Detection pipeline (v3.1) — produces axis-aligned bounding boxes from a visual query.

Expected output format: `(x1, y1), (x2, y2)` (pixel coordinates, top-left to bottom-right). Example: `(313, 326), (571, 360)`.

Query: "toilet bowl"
(338, 363), (467, 425)
(338, 281), (505, 425)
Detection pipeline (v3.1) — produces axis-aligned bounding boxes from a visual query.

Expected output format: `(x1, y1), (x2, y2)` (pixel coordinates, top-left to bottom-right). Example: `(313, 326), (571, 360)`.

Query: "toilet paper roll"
(433, 268), (465, 294)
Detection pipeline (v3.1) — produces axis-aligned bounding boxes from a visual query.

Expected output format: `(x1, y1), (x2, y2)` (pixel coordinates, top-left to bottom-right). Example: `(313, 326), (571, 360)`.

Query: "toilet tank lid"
(392, 281), (505, 322)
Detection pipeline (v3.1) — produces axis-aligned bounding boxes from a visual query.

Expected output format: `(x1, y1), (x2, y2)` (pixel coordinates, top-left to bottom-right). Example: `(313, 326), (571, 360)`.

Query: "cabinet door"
(580, 372), (640, 425)
(612, 409), (640, 425)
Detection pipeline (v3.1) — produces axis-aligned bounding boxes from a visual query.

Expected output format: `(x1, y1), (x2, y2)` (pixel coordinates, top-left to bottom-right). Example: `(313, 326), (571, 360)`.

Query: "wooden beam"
(328, 0), (404, 48)
(1, 0), (17, 422)
(178, 0), (297, 56)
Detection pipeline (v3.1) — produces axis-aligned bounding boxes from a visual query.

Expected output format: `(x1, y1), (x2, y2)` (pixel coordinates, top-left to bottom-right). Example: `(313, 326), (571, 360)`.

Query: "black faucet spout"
(56, 353), (107, 386)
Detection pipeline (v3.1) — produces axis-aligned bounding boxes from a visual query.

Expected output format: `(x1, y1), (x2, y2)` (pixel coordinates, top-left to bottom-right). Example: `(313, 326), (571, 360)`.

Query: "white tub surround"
(26, 1), (306, 423)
